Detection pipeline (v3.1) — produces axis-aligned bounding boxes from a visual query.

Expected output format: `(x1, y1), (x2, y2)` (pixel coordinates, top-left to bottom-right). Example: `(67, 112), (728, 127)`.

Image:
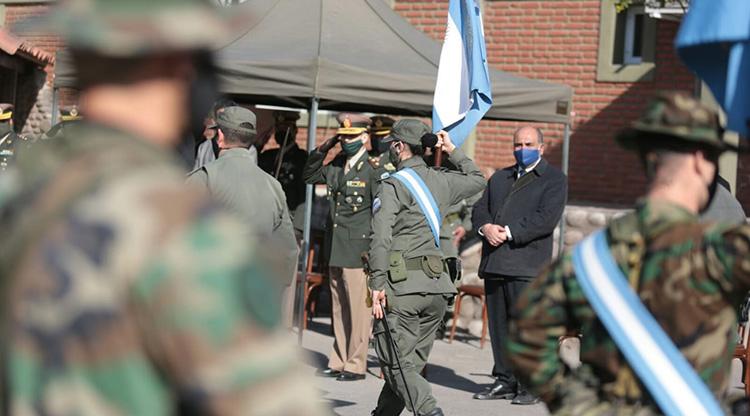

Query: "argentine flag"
(432, 0), (493, 148)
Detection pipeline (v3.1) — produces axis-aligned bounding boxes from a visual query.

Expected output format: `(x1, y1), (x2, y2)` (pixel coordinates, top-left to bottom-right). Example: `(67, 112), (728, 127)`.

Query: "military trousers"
(373, 292), (448, 416)
(328, 267), (372, 375)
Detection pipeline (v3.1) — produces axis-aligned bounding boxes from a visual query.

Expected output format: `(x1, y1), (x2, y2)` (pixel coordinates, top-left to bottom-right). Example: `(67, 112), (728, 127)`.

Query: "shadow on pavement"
(425, 363), (486, 394)
(303, 347), (329, 369)
(305, 318), (333, 337)
(326, 398), (357, 413)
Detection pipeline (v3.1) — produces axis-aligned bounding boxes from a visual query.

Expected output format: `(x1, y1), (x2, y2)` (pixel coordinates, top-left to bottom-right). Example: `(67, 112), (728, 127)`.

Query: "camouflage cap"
(45, 0), (247, 57)
(616, 91), (735, 152)
(216, 106), (257, 136)
(336, 113), (370, 136)
(382, 119), (431, 146)
(0, 104), (12, 121)
(370, 116), (395, 136)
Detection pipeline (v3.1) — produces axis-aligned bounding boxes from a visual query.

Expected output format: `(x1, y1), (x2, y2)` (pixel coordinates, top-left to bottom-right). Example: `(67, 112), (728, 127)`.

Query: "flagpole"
(296, 96), (319, 345)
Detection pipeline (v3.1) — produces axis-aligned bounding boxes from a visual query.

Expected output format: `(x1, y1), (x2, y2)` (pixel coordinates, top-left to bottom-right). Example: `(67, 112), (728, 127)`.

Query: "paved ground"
(302, 317), (746, 415)
(302, 318), (549, 416)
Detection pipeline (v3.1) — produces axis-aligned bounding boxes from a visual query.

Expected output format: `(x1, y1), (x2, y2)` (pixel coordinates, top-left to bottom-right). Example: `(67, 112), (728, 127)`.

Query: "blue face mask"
(513, 148), (540, 169)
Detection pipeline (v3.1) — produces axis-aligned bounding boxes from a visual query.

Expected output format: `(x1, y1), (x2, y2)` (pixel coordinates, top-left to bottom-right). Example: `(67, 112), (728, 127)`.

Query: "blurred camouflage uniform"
(508, 92), (749, 415)
(41, 105), (83, 141)
(0, 1), (324, 415)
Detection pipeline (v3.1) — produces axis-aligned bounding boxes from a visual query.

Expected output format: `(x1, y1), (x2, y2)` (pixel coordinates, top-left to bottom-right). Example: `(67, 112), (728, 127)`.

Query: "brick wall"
(394, 0), (697, 207)
(4, 4), (62, 83)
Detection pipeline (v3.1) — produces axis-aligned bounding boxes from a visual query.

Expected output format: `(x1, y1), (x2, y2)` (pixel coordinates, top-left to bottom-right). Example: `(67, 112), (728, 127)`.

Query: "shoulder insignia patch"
(373, 197), (382, 213)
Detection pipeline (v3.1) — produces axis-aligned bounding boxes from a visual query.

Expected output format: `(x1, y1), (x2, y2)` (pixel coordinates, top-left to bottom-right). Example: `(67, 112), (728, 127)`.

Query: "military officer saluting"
(369, 115), (397, 172)
(259, 110), (308, 217)
(303, 112), (383, 382)
(368, 120), (485, 416)
(42, 105), (83, 141)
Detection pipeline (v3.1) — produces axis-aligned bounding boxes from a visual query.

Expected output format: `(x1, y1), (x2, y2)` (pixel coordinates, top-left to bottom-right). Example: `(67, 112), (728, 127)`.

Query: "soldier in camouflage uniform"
(508, 91), (750, 415)
(0, 104), (29, 172)
(0, 1), (324, 415)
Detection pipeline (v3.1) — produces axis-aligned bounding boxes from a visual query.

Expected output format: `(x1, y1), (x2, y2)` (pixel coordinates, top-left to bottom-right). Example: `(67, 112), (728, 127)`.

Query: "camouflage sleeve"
(507, 254), (573, 407)
(130, 210), (324, 415)
(717, 224), (750, 299)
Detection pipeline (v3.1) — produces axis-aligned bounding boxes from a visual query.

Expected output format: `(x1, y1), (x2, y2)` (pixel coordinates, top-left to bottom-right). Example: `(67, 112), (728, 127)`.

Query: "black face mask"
(371, 135), (389, 154)
(187, 51), (219, 144)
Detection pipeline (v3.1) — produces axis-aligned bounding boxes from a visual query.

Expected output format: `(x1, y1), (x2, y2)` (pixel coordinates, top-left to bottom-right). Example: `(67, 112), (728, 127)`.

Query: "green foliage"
(613, 0), (689, 13)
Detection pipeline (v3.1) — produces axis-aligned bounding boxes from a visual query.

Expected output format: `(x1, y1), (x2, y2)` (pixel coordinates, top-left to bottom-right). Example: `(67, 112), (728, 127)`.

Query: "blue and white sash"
(572, 230), (723, 416)
(391, 168), (441, 247)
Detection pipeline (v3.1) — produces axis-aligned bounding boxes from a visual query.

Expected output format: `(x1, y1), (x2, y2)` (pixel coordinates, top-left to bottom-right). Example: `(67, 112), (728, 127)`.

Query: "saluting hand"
(436, 130), (456, 154)
(372, 290), (386, 320)
(318, 135), (340, 153)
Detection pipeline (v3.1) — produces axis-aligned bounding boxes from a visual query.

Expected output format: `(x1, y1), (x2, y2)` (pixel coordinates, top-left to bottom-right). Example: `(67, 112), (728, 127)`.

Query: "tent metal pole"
(51, 87), (59, 126)
(557, 122), (570, 259)
(296, 96), (319, 345)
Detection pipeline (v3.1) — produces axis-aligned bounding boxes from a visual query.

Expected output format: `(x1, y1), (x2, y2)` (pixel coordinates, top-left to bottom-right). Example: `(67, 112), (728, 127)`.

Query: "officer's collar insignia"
(357, 161), (363, 170)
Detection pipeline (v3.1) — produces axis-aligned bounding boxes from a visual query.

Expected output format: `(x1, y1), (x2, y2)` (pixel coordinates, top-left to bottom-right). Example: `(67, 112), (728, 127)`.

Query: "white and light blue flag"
(676, 0), (750, 137)
(432, 0), (493, 148)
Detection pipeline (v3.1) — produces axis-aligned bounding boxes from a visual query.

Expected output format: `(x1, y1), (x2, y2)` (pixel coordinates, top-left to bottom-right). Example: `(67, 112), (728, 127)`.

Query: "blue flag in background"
(432, 0), (492, 148)
(676, 0), (750, 137)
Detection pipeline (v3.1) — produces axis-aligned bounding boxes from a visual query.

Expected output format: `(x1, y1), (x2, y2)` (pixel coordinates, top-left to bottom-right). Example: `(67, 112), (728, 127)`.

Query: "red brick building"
(3, 0), (748, 211)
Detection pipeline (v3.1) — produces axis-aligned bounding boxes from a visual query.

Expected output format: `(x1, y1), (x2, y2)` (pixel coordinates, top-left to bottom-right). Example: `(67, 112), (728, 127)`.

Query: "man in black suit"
(471, 126), (567, 405)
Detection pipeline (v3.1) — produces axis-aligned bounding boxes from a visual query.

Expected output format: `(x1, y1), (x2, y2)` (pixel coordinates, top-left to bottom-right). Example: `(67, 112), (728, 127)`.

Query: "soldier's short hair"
(222, 122), (256, 147)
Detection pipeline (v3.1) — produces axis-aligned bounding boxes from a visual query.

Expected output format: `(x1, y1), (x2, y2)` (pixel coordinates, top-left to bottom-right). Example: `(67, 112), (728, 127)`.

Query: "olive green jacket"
(187, 147), (298, 282)
(303, 148), (385, 268)
(368, 148), (485, 295)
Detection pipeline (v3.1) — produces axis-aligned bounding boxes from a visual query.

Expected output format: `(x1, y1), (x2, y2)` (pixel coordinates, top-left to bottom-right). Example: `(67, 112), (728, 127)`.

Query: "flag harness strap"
(571, 230), (723, 416)
(390, 168), (441, 247)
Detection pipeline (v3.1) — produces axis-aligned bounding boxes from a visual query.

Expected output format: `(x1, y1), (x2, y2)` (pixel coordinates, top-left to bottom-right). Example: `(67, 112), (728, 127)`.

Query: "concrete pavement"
(302, 318), (549, 416)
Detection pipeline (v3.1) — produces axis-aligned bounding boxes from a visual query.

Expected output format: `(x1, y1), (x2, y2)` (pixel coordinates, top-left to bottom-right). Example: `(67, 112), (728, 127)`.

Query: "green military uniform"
(187, 106), (298, 285)
(0, 104), (29, 172)
(0, 1), (325, 415)
(42, 105), (83, 141)
(368, 120), (486, 415)
(508, 92), (749, 415)
(303, 113), (384, 378)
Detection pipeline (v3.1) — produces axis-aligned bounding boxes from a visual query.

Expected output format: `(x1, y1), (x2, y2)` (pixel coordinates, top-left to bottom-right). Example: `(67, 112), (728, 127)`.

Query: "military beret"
(273, 110), (300, 127)
(216, 106), (257, 136)
(60, 105), (82, 122)
(616, 91), (736, 153)
(0, 103), (13, 121)
(382, 119), (431, 146)
(336, 113), (371, 136)
(370, 116), (395, 136)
